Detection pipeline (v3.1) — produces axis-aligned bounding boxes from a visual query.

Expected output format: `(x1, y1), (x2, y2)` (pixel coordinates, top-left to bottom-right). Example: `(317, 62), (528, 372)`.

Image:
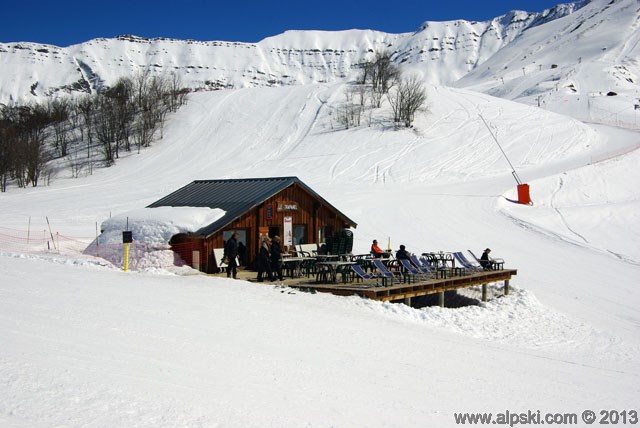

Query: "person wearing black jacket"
(270, 235), (284, 281)
(480, 248), (493, 270)
(395, 244), (411, 272)
(395, 244), (410, 260)
(224, 232), (240, 279)
(256, 237), (273, 282)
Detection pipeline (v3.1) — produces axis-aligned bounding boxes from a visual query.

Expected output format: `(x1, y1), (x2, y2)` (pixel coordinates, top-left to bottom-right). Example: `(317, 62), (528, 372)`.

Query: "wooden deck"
(211, 267), (517, 306)
(287, 269), (518, 304)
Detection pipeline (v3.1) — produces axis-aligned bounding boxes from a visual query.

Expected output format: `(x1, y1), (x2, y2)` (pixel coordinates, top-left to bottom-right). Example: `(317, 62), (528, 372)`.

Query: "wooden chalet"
(147, 177), (357, 273)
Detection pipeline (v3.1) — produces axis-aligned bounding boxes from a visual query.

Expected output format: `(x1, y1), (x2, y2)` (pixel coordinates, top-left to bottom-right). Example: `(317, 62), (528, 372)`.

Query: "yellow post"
(123, 242), (130, 272)
(387, 237), (391, 252)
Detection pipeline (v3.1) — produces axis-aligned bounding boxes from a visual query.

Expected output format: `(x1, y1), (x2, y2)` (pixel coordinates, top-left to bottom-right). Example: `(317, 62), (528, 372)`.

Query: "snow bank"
(2, 254), (638, 428)
(99, 206), (225, 244)
(361, 285), (627, 359)
(88, 206), (225, 272)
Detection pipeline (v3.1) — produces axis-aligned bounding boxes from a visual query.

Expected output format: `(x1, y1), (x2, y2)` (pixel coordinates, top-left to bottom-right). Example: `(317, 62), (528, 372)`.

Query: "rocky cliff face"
(0, 1), (592, 103)
(2, 0), (638, 118)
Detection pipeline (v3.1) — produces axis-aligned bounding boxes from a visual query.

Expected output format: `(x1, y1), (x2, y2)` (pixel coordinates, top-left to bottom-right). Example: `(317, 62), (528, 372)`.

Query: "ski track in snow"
(551, 177), (590, 244)
(2, 72), (640, 426)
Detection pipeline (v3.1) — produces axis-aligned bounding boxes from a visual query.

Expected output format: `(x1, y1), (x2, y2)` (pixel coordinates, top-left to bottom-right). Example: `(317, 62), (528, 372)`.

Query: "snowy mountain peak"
(0, 0), (637, 127)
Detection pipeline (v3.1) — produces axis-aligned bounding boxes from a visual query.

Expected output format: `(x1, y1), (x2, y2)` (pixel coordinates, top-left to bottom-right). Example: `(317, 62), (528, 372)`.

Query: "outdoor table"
(281, 257), (306, 278)
(351, 254), (375, 272)
(489, 259), (505, 270)
(424, 252), (454, 269)
(422, 252), (455, 277)
(316, 261), (356, 283)
(316, 254), (341, 261)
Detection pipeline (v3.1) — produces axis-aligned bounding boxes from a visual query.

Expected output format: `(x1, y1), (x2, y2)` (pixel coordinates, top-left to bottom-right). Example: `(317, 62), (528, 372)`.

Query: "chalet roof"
(147, 176), (357, 237)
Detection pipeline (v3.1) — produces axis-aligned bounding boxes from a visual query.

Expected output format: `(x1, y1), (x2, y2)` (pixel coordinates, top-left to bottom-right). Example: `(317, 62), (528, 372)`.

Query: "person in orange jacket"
(371, 239), (384, 258)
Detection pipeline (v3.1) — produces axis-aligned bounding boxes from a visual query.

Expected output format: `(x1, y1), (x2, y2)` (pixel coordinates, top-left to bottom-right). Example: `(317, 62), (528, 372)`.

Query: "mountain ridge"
(0, 0), (591, 102)
(1, 0), (638, 128)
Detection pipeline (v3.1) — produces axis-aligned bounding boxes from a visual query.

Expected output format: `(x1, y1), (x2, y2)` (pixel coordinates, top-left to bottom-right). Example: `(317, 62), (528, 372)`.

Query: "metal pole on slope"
(46, 216), (57, 250)
(479, 114), (522, 185)
(123, 217), (132, 272)
(478, 114), (531, 204)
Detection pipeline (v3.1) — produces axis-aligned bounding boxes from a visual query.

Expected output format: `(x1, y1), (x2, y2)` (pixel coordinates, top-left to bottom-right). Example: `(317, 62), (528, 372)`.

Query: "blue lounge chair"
(351, 264), (382, 285)
(371, 259), (401, 286)
(398, 258), (427, 281)
(410, 255), (435, 275)
(453, 251), (483, 273)
(374, 258), (418, 284)
(418, 256), (435, 270)
(418, 256), (450, 278)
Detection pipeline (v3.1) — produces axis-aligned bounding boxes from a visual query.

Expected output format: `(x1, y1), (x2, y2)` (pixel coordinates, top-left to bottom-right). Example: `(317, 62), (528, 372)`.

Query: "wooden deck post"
(504, 279), (510, 295)
(438, 291), (444, 307)
(404, 297), (412, 306)
(482, 283), (488, 302)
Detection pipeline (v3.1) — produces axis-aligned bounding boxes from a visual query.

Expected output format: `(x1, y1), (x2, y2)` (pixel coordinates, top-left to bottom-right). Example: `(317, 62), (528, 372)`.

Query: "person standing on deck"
(224, 232), (240, 279)
(256, 237), (273, 282)
(271, 235), (284, 281)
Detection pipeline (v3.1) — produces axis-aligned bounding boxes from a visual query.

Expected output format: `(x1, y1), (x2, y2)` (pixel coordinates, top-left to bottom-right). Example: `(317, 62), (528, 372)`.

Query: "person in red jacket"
(371, 239), (384, 258)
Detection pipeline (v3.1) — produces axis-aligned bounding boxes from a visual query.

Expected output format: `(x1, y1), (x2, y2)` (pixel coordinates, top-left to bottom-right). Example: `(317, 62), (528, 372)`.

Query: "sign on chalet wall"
(277, 201), (299, 212)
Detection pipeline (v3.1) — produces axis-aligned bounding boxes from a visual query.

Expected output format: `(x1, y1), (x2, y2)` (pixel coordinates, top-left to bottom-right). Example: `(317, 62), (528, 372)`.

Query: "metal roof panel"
(147, 176), (357, 237)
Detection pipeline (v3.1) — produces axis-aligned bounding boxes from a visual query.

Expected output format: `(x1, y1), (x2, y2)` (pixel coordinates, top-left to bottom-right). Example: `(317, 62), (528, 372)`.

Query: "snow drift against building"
(87, 206), (225, 272)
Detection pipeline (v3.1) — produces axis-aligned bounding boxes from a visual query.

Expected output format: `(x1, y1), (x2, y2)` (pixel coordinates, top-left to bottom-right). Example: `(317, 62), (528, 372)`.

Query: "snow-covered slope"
(455, 0), (640, 126)
(2, 81), (638, 329)
(1, 82), (639, 425)
(2, 75), (640, 428)
(1, 252), (637, 427)
(2, 0), (637, 126)
(1, 1), (640, 426)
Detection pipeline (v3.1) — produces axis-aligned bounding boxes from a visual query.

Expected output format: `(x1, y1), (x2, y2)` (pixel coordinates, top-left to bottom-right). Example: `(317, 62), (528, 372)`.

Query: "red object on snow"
(517, 184), (531, 205)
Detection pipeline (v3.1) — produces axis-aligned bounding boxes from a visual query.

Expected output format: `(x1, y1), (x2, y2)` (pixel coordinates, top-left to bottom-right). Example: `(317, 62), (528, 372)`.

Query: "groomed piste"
(1, 0), (639, 424)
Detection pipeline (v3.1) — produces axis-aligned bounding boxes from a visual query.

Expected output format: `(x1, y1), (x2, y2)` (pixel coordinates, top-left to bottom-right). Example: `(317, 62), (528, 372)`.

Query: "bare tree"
(104, 76), (135, 154)
(49, 98), (71, 157)
(349, 83), (368, 107)
(168, 72), (185, 112)
(387, 75), (428, 128)
(148, 75), (171, 136)
(0, 109), (16, 191)
(77, 95), (96, 174)
(13, 103), (54, 187)
(335, 103), (363, 129)
(94, 93), (119, 166)
(371, 51), (399, 93)
(0, 71), (189, 190)
(67, 149), (85, 178)
(77, 96), (94, 155)
(335, 87), (364, 129)
(361, 51), (400, 108)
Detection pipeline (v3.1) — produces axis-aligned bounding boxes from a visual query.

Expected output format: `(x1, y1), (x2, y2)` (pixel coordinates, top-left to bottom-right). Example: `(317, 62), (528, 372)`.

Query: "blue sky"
(2, 0), (567, 47)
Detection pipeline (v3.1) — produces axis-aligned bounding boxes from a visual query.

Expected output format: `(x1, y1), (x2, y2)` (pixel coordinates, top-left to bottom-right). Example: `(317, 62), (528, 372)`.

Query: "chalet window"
(293, 224), (307, 245)
(223, 230), (246, 245)
(223, 229), (248, 265)
(318, 226), (332, 244)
